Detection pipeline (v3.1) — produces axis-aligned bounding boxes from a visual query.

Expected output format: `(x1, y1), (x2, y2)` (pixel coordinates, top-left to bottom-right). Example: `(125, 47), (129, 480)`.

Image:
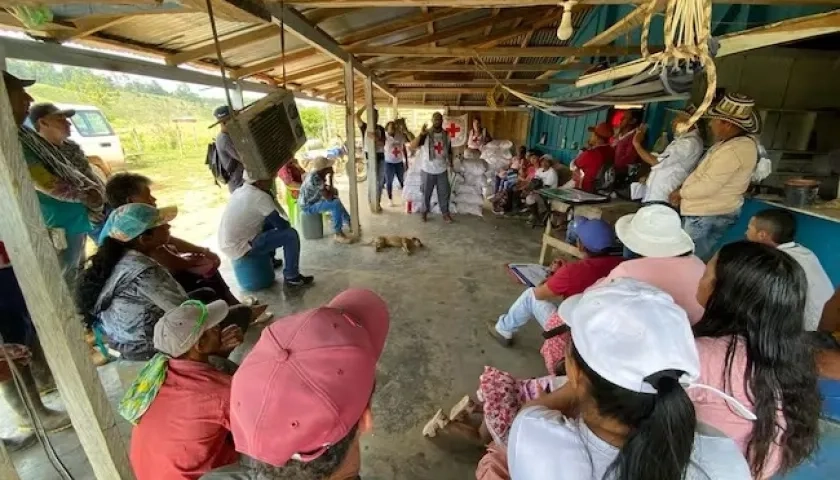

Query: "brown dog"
(368, 236), (424, 255)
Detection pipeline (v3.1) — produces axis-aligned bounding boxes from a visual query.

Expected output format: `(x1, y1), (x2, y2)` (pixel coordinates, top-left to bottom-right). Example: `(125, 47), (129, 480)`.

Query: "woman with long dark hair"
(692, 240), (821, 478)
(78, 204), (250, 361)
(506, 278), (751, 480)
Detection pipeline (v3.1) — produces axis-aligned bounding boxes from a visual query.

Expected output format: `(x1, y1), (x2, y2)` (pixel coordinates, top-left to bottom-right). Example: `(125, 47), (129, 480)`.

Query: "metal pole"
(344, 61), (361, 235)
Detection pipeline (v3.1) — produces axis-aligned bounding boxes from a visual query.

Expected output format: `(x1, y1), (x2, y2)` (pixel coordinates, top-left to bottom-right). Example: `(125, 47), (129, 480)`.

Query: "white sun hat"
(615, 204), (694, 258)
(558, 278), (756, 420)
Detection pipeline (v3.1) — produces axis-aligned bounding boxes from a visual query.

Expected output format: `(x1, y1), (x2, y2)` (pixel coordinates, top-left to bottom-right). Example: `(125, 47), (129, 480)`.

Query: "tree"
(68, 70), (118, 108)
(298, 106), (327, 142)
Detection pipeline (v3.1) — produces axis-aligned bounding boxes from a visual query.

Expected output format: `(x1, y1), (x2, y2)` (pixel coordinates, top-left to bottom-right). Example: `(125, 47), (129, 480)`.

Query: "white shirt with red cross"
(384, 133), (407, 164)
(422, 131), (451, 175)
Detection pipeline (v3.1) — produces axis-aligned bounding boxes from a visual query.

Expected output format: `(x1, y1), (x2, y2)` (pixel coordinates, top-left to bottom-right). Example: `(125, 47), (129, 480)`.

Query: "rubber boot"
(0, 365), (72, 434)
(28, 340), (57, 395)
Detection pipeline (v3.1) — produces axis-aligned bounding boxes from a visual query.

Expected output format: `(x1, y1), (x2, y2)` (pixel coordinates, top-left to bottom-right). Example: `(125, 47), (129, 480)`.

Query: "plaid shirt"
(298, 171), (326, 208)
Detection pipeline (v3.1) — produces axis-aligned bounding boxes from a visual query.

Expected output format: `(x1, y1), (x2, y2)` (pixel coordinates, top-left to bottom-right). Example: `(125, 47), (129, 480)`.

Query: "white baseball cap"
(153, 300), (229, 357)
(559, 278), (756, 420)
(615, 204), (694, 258)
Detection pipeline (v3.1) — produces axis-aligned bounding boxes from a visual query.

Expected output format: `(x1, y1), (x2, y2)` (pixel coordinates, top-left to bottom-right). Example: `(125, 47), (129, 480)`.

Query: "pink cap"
(230, 289), (389, 467)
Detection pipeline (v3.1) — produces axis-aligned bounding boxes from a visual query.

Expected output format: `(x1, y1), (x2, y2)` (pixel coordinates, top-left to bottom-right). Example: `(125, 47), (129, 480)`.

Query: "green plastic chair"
(280, 182), (300, 228)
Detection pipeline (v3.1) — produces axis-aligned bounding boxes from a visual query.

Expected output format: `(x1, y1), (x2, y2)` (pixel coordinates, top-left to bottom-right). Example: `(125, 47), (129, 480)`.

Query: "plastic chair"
(279, 183), (301, 228)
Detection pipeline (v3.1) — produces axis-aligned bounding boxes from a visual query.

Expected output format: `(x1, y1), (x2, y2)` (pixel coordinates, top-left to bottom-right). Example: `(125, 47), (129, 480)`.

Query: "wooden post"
(0, 441), (21, 480)
(344, 60), (361, 236)
(0, 79), (134, 479)
(364, 76), (377, 211)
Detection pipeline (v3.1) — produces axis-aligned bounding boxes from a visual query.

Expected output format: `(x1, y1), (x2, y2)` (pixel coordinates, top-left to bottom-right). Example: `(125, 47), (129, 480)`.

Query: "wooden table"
(539, 198), (641, 264)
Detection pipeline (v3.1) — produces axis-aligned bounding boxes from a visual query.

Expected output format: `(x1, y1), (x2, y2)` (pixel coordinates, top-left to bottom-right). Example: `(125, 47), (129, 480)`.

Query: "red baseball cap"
(230, 289), (390, 467)
(589, 122), (614, 141)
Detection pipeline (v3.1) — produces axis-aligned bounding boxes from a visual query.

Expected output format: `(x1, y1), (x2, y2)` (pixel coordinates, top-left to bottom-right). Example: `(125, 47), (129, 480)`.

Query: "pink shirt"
(691, 336), (783, 478)
(605, 256), (706, 324)
(130, 359), (238, 480)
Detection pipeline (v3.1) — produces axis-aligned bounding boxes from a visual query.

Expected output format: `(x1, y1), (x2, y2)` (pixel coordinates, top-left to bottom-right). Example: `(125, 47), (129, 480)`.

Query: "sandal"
(422, 409), (449, 437)
(449, 395), (478, 421)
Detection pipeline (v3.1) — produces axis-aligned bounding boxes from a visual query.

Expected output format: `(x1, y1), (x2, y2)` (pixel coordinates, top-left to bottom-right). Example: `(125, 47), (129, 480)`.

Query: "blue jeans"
(493, 288), (558, 339)
(383, 162), (405, 200)
(302, 199), (351, 234)
(248, 219), (300, 280)
(683, 210), (741, 261)
(60, 232), (87, 292)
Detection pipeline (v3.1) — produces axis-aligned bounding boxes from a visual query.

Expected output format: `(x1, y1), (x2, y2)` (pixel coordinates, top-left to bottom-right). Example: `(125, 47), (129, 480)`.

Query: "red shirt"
(130, 360), (238, 480)
(612, 129), (640, 172)
(572, 145), (614, 193)
(278, 162), (306, 198)
(545, 255), (624, 297)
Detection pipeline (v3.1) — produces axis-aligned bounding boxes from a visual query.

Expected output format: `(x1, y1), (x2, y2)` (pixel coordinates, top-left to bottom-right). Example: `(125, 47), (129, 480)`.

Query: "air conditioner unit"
(226, 88), (306, 179)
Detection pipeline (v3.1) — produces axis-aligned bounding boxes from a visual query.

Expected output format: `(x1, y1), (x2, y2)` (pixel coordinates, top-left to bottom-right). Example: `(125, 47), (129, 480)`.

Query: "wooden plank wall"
(452, 109), (531, 149)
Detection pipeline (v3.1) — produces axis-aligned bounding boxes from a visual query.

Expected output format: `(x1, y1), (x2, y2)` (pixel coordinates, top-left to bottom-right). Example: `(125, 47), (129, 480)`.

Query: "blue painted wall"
(527, 4), (832, 164)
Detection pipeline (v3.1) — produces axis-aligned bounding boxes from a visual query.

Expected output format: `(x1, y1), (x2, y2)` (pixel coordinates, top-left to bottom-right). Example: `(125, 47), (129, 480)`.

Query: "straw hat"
(703, 93), (761, 134)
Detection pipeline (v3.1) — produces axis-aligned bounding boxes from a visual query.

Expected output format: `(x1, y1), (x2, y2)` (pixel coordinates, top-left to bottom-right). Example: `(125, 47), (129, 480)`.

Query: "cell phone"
(542, 324), (570, 340)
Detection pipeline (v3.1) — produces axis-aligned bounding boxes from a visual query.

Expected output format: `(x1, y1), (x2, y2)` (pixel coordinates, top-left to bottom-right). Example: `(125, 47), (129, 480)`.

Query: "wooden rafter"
(396, 7), (553, 48)
(230, 7), (466, 79)
(375, 63), (591, 72)
(302, 7), (361, 24)
(353, 45), (647, 58)
(166, 25), (278, 66)
(285, 0), (840, 6)
(55, 15), (137, 41)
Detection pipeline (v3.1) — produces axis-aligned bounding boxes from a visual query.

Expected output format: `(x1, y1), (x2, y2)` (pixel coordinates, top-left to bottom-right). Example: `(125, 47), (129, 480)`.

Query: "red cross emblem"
(444, 122), (461, 138)
(433, 142), (444, 155)
(391, 147), (402, 157)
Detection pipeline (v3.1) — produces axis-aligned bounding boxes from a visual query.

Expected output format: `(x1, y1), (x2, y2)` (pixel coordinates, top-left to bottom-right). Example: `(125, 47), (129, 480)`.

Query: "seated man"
(488, 218), (622, 346)
(571, 122), (615, 193)
(218, 171), (313, 288)
(125, 299), (244, 479)
(106, 173), (253, 308)
(298, 156), (355, 244)
(746, 208), (833, 331)
(200, 289), (390, 480)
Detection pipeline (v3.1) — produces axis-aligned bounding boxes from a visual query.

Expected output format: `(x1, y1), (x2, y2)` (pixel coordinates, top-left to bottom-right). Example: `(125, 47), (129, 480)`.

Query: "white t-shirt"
(384, 133), (407, 164)
(535, 167), (559, 189)
(644, 129), (704, 203)
(422, 131), (450, 175)
(508, 406), (751, 480)
(218, 183), (279, 260)
(778, 242), (834, 331)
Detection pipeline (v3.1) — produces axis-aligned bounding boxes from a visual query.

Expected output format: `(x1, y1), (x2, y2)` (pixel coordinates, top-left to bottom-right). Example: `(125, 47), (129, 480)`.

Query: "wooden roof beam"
(397, 7), (555, 48)
(375, 63), (591, 72)
(230, 7), (464, 80)
(285, 1), (840, 6)
(353, 45), (646, 58)
(268, 4), (395, 98)
(302, 7), (361, 24)
(166, 24), (279, 66)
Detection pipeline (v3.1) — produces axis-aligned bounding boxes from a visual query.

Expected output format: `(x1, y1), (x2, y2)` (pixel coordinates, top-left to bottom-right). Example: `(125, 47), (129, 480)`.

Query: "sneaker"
(284, 274), (314, 288)
(421, 212), (428, 222)
(388, 199), (395, 207)
(486, 321), (513, 347)
(335, 233), (357, 244)
(443, 214), (454, 224)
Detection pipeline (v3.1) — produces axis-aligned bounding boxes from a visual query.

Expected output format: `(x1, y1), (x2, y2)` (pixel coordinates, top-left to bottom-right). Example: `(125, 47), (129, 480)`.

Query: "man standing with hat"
(670, 93), (760, 260)
(214, 105), (245, 193)
(632, 105), (704, 205)
(200, 288), (390, 480)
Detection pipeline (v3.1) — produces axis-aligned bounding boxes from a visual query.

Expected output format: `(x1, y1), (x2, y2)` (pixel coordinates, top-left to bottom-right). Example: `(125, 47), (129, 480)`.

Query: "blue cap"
(98, 203), (177, 245)
(575, 218), (614, 253)
(213, 105), (232, 121)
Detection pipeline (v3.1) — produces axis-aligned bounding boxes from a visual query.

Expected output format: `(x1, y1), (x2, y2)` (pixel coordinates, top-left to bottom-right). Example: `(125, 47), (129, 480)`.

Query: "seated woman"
(430, 279), (753, 480)
(691, 241), (822, 478)
(492, 151), (540, 215)
(277, 157), (305, 198)
(77, 204), (252, 361)
(104, 173), (266, 310)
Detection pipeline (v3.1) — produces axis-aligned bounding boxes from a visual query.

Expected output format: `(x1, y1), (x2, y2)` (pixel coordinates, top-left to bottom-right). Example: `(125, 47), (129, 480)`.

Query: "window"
(70, 110), (114, 137)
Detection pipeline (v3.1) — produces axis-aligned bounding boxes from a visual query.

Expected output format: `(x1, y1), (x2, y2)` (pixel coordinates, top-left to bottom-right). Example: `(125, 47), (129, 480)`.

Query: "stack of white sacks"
(401, 139), (515, 216)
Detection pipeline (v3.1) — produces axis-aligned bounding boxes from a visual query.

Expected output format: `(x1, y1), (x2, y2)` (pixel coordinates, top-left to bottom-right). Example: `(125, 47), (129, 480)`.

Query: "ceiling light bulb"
(557, 2), (576, 41)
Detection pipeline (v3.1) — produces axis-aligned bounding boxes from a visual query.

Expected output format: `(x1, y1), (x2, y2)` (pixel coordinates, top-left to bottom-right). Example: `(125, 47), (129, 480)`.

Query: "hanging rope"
(280, 0), (287, 87)
(641, 0), (716, 134)
(205, 0), (234, 111)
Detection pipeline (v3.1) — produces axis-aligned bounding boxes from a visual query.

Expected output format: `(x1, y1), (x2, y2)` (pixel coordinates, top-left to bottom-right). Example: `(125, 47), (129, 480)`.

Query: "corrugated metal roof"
(100, 12), (253, 52)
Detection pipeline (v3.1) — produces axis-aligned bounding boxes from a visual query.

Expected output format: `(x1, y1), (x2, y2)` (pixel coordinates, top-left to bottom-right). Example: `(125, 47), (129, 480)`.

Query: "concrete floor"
(4, 186), (551, 480)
